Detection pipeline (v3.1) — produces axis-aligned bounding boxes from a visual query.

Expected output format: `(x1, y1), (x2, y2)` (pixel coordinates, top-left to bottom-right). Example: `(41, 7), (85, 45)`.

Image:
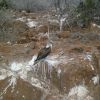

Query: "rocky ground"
(0, 10), (100, 100)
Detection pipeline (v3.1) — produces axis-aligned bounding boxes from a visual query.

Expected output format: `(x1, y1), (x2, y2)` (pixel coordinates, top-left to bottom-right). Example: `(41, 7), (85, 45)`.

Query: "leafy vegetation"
(77, 0), (94, 26)
(0, 0), (9, 9)
(76, 0), (100, 26)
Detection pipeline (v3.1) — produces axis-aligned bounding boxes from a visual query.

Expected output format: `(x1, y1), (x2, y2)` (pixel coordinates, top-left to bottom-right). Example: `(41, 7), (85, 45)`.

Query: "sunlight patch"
(67, 85), (92, 100)
(45, 55), (61, 66)
(92, 23), (100, 28)
(45, 59), (59, 66)
(16, 17), (26, 22)
(26, 21), (38, 28)
(45, 55), (74, 66)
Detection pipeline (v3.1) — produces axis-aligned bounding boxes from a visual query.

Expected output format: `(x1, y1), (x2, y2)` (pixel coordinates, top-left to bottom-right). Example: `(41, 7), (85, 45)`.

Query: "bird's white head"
(46, 41), (53, 48)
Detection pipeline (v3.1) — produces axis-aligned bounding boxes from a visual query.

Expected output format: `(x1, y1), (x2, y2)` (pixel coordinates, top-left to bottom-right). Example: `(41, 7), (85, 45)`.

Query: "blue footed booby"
(34, 42), (52, 64)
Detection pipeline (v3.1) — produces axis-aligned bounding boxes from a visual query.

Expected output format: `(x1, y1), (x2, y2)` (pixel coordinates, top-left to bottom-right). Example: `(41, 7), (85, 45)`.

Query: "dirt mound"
(0, 77), (42, 100)
(0, 20), (28, 43)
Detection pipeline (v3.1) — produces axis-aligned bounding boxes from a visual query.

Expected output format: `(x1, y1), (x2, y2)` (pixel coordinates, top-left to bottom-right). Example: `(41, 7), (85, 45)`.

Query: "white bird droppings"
(10, 62), (22, 72)
(28, 55), (37, 66)
(68, 85), (90, 100)
(92, 75), (99, 85)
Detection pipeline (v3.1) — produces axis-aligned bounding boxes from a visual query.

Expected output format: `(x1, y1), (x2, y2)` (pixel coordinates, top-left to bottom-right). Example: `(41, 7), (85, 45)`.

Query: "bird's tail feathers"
(34, 60), (38, 65)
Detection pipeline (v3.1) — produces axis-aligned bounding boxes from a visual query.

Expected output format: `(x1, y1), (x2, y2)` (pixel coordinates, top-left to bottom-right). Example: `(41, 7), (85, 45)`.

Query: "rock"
(0, 77), (43, 100)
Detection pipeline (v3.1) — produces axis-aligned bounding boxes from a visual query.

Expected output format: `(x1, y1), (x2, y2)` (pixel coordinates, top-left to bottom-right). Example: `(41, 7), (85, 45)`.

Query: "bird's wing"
(36, 47), (51, 61)
(38, 48), (47, 56)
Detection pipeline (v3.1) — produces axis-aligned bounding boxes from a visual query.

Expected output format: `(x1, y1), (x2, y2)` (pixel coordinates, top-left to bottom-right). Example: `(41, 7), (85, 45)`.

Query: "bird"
(34, 42), (52, 64)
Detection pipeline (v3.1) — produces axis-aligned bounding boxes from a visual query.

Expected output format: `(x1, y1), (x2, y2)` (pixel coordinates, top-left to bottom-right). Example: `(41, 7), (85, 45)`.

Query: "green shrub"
(0, 0), (8, 9)
(85, 0), (95, 8)
(76, 0), (96, 26)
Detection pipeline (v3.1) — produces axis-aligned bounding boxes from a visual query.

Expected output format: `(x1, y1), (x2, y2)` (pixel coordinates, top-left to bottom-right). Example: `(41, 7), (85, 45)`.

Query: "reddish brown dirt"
(0, 10), (100, 100)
